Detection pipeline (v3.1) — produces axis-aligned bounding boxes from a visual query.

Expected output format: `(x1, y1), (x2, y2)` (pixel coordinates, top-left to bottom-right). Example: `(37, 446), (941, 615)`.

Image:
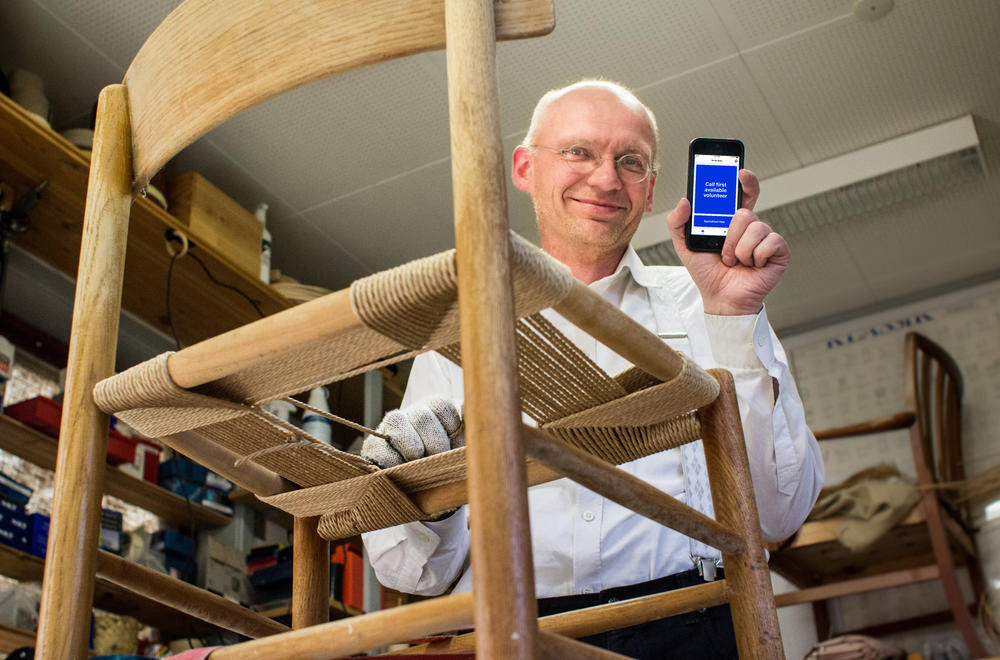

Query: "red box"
(106, 429), (136, 465)
(332, 543), (364, 612)
(133, 440), (162, 484)
(5, 396), (62, 438)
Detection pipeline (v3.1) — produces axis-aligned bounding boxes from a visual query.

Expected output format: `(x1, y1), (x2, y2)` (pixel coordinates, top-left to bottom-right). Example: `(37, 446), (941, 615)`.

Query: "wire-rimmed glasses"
(531, 144), (655, 183)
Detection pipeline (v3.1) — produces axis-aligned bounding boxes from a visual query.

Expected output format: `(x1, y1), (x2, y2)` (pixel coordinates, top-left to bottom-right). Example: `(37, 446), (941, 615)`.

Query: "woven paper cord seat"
(95, 233), (720, 539)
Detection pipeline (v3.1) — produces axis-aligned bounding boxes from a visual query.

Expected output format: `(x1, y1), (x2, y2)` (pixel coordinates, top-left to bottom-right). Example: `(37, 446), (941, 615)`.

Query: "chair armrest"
(814, 411), (915, 441)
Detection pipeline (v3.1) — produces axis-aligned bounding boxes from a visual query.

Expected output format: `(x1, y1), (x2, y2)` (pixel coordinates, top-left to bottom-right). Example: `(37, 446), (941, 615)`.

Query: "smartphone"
(685, 138), (745, 253)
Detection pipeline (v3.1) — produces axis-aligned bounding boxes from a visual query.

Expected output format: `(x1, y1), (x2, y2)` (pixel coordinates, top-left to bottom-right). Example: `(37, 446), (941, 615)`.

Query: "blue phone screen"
(690, 154), (740, 237)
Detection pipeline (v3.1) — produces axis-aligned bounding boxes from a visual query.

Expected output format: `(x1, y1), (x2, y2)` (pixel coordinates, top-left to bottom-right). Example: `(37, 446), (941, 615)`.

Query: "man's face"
(512, 89), (657, 260)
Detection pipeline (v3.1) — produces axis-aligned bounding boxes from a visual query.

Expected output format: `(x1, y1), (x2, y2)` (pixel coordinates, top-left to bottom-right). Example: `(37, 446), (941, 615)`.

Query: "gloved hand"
(362, 397), (464, 469)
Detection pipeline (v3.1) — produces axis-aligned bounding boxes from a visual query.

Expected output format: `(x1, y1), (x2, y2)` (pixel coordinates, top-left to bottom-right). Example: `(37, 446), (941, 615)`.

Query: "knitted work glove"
(362, 397), (463, 469)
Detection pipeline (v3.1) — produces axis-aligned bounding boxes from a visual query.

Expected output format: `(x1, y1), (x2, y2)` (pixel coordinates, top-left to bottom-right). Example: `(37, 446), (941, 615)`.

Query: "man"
(362, 80), (823, 657)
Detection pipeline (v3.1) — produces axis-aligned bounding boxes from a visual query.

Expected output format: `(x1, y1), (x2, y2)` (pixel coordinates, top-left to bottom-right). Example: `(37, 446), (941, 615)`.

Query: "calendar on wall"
(782, 279), (1000, 489)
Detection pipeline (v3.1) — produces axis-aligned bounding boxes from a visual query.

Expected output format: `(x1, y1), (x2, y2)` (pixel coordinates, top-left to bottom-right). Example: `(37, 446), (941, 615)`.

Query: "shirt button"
(582, 510), (595, 522)
(756, 333), (766, 348)
(581, 587), (594, 594)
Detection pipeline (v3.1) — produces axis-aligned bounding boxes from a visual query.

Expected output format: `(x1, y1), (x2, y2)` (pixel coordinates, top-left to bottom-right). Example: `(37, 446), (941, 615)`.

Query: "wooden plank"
(0, 415), (230, 529)
(0, 92), (291, 350)
(95, 550), (288, 639)
(0, 621), (35, 654)
(209, 591), (475, 660)
(788, 507), (924, 548)
(445, 1), (536, 657)
(37, 84), (135, 659)
(0, 544), (261, 639)
(774, 565), (940, 607)
(813, 411), (915, 440)
(390, 580), (729, 655)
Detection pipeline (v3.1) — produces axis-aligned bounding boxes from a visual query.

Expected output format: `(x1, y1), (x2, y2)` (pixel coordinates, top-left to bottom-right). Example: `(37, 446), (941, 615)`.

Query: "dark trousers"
(537, 568), (738, 659)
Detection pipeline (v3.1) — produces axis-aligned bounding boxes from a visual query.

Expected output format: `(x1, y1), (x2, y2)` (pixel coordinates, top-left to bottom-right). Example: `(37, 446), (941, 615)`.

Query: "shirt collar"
(590, 244), (657, 290)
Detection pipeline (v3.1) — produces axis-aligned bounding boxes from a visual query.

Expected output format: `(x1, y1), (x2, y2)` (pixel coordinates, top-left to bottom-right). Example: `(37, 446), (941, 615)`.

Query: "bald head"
(522, 80), (660, 168)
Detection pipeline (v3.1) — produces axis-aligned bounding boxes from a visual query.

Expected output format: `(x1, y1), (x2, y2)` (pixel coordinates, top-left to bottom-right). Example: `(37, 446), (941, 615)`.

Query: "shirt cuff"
(704, 306), (774, 369)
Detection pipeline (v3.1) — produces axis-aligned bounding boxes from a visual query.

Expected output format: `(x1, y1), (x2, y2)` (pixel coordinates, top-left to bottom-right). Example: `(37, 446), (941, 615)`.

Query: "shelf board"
(0, 544), (239, 639)
(0, 93), (292, 348)
(0, 621), (35, 654)
(0, 413), (230, 528)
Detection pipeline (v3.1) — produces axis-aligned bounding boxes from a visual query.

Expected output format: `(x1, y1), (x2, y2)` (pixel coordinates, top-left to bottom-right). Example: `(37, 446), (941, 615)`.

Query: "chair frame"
(35, 2), (784, 658)
(771, 332), (988, 656)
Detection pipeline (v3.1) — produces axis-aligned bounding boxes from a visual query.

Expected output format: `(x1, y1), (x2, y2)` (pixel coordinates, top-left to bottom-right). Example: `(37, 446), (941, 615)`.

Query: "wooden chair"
(770, 332), (988, 657)
(36, 2), (785, 658)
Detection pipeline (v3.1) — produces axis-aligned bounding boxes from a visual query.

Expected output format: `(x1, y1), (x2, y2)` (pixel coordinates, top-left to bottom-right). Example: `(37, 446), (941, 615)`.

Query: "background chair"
(770, 331), (988, 657)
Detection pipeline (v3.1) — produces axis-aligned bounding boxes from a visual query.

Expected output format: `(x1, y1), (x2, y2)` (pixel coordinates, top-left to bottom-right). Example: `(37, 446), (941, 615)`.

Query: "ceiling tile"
(709, 0), (850, 50)
(495, 0), (737, 137)
(268, 214), (370, 293)
(300, 159), (458, 283)
(765, 226), (877, 332)
(742, 0), (1000, 165)
(638, 56), (801, 214)
(198, 52), (451, 214)
(0, 0), (123, 129)
(839, 175), (1000, 302)
(32, 0), (178, 68)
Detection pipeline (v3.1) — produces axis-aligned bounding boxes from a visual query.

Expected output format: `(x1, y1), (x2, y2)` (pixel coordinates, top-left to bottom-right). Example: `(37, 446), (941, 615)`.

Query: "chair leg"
(444, 1), (537, 657)
(292, 515), (330, 629)
(811, 601), (832, 640)
(701, 370), (784, 660)
(920, 492), (988, 657)
(35, 83), (133, 660)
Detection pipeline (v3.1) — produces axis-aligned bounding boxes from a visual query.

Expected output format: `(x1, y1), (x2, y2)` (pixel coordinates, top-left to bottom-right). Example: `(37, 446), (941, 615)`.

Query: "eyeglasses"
(531, 144), (655, 183)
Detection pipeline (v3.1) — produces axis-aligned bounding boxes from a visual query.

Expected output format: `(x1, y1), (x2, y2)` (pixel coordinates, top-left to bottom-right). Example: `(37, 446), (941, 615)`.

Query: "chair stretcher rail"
(523, 425), (745, 555)
(96, 550), (288, 638)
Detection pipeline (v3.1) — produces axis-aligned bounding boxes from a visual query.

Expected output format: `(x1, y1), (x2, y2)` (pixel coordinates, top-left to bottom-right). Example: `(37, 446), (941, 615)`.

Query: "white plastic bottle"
(255, 202), (272, 284)
(302, 387), (333, 445)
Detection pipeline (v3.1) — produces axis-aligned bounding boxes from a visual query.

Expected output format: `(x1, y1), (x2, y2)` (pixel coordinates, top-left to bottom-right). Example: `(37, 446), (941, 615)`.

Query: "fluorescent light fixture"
(637, 115), (986, 266)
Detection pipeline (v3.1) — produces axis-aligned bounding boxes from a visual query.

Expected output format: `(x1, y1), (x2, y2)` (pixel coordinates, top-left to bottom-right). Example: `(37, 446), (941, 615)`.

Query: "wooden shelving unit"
(0, 92), (292, 347)
(0, 414), (230, 529)
(0, 85), (381, 644)
(0, 544), (231, 638)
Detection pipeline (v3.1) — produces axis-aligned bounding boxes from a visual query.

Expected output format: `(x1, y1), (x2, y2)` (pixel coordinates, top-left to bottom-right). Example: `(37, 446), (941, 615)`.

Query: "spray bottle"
(302, 387), (333, 445)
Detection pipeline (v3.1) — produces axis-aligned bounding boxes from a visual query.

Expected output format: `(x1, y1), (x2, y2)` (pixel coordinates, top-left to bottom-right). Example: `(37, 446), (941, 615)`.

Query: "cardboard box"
(198, 536), (251, 604)
(167, 172), (263, 279)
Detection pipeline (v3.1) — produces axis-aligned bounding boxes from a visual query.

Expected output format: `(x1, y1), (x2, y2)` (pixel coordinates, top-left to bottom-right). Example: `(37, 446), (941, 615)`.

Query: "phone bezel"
(685, 137), (745, 253)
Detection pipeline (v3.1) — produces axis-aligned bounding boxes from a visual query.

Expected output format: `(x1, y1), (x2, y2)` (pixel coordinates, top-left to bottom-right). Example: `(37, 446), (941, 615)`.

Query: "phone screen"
(690, 153), (741, 238)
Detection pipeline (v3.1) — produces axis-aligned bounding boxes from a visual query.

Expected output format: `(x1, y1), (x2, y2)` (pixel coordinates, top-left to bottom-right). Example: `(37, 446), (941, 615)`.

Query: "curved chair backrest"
(903, 332), (965, 504)
(122, 0), (554, 192)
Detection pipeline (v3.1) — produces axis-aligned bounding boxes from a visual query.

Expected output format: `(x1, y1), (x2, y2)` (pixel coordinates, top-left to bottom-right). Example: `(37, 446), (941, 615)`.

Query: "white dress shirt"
(363, 246), (823, 598)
